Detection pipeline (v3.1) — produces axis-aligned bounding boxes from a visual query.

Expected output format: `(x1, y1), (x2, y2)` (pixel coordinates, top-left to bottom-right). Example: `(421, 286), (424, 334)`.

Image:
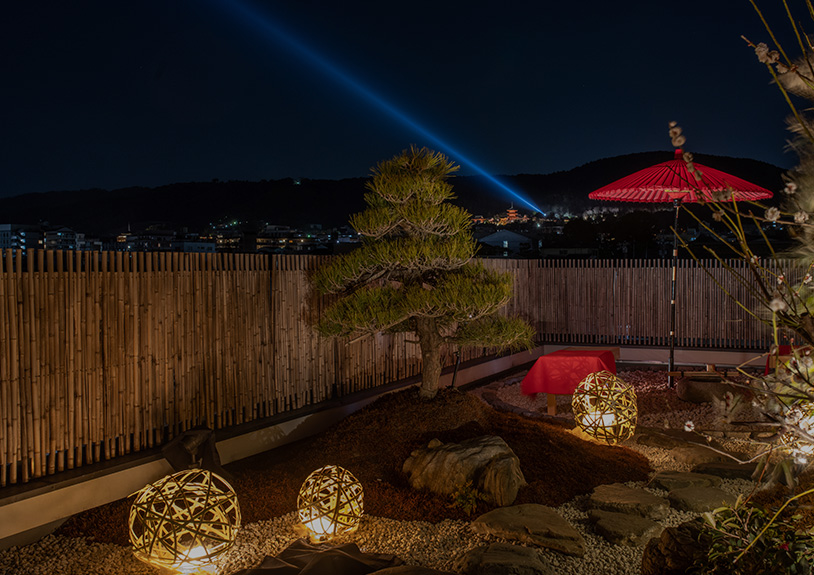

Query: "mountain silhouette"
(0, 151), (786, 235)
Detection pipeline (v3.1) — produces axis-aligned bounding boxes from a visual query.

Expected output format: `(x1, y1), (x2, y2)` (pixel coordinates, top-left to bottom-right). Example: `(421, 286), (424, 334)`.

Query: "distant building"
(0, 224), (44, 251)
(478, 229), (533, 257)
(171, 239), (216, 253)
(471, 205), (532, 227)
(44, 227), (84, 250)
(539, 246), (597, 258)
(117, 229), (176, 251)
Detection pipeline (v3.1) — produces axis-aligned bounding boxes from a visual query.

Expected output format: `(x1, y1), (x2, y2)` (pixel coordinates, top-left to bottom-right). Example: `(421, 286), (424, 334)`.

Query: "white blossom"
(786, 406), (804, 425)
(765, 207), (781, 222)
(684, 420), (695, 432)
(796, 211), (810, 224)
(755, 42), (770, 63)
(777, 274), (785, 285)
(783, 182), (798, 195)
(804, 273), (812, 284)
(769, 296), (788, 312)
(671, 135), (686, 147)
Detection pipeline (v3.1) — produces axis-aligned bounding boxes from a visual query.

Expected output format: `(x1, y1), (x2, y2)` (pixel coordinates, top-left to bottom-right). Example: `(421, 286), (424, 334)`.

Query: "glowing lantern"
(129, 469), (241, 574)
(572, 370), (637, 445)
(297, 465), (363, 540)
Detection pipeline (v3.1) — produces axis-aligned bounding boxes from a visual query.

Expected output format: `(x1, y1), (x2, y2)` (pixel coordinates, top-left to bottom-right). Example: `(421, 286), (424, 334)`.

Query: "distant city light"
(210, 0), (545, 216)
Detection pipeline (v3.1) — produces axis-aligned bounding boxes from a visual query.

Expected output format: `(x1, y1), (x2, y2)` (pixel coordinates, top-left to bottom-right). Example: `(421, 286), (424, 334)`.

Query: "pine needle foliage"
(312, 146), (534, 399)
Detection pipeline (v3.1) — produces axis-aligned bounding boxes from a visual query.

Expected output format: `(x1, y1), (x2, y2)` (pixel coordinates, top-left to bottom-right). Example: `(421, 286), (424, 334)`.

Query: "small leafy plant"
(690, 497), (814, 575)
(448, 481), (488, 516)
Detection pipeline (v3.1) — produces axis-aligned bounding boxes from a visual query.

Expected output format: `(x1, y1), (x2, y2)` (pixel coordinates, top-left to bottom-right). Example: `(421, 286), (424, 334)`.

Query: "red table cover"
(521, 349), (617, 395)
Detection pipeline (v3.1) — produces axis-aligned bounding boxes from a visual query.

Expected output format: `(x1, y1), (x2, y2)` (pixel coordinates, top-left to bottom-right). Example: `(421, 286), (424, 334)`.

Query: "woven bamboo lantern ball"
(129, 469), (241, 574)
(571, 370), (637, 445)
(297, 464), (363, 540)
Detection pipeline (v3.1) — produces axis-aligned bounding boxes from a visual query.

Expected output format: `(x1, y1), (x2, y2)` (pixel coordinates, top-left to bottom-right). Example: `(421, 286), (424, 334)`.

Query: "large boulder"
(470, 504), (585, 557)
(403, 435), (526, 506)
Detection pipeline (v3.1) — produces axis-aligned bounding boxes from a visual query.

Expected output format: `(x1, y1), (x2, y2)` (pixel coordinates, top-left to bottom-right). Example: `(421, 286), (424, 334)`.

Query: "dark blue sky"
(0, 1), (803, 199)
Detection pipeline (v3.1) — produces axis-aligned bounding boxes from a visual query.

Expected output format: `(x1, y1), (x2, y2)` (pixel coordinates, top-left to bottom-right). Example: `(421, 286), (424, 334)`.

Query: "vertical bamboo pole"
(0, 251), (9, 486)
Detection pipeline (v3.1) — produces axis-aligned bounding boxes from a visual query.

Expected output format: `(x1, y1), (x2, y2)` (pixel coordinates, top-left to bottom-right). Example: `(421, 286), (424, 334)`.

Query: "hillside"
(0, 151), (786, 235)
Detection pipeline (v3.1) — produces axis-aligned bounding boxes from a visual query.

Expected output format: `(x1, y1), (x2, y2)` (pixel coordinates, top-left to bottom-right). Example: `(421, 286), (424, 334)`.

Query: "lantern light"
(572, 370), (637, 445)
(129, 469), (241, 574)
(297, 465), (363, 541)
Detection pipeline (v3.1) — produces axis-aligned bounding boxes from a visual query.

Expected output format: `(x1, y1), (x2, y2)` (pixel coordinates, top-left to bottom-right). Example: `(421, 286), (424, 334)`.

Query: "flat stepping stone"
(632, 427), (723, 450)
(375, 568), (455, 575)
(692, 461), (757, 480)
(668, 486), (737, 512)
(589, 483), (669, 520)
(669, 445), (728, 465)
(453, 542), (553, 575)
(676, 375), (745, 404)
(650, 471), (721, 491)
(471, 504), (585, 557)
(587, 509), (665, 547)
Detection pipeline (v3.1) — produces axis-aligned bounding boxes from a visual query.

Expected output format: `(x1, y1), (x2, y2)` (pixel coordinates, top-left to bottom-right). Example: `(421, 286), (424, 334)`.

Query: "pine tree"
(312, 146), (534, 399)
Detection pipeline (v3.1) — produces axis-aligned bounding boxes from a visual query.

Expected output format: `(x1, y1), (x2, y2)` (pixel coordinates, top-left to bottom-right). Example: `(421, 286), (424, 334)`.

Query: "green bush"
(448, 481), (487, 516)
(690, 500), (814, 575)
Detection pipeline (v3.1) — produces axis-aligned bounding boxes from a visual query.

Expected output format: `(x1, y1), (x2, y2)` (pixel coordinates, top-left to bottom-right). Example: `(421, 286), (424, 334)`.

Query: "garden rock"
(373, 568), (455, 575)
(669, 444), (728, 465)
(471, 504), (585, 557)
(452, 542), (553, 575)
(692, 460), (758, 480)
(588, 483), (669, 520)
(676, 373), (743, 404)
(587, 509), (664, 547)
(650, 470), (722, 491)
(632, 427), (724, 450)
(640, 519), (706, 575)
(668, 486), (737, 512)
(403, 435), (526, 506)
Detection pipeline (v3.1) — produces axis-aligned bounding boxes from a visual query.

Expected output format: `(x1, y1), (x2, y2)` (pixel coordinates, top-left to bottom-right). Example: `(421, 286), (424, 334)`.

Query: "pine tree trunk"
(416, 317), (442, 400)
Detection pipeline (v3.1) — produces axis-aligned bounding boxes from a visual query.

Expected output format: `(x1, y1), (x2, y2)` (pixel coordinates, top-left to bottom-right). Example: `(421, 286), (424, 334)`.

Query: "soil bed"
(56, 386), (652, 546)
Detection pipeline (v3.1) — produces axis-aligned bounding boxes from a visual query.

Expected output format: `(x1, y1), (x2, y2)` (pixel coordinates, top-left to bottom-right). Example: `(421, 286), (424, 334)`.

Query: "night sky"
(0, 1), (804, 200)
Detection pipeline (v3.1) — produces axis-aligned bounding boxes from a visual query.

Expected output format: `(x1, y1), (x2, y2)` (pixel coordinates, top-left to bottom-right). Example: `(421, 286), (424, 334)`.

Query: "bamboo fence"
(0, 251), (787, 487)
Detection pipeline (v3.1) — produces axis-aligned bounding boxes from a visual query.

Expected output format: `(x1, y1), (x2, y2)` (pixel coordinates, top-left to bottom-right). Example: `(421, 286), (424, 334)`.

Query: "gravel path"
(0, 369), (762, 575)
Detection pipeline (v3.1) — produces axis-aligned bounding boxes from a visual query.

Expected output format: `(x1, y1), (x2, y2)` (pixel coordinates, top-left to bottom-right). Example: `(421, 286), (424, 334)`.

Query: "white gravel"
(0, 369), (765, 575)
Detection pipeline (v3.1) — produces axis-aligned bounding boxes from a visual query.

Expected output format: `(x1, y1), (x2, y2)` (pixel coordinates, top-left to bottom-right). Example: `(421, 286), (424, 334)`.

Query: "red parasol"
(590, 149), (773, 384)
(590, 149), (774, 203)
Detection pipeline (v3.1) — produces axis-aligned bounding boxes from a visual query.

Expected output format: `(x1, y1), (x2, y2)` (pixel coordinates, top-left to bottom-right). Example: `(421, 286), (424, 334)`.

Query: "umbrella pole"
(669, 198), (680, 387)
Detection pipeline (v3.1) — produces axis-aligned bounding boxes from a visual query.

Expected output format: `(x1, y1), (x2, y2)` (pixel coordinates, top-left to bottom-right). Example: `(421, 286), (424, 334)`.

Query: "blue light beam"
(210, 0), (545, 215)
